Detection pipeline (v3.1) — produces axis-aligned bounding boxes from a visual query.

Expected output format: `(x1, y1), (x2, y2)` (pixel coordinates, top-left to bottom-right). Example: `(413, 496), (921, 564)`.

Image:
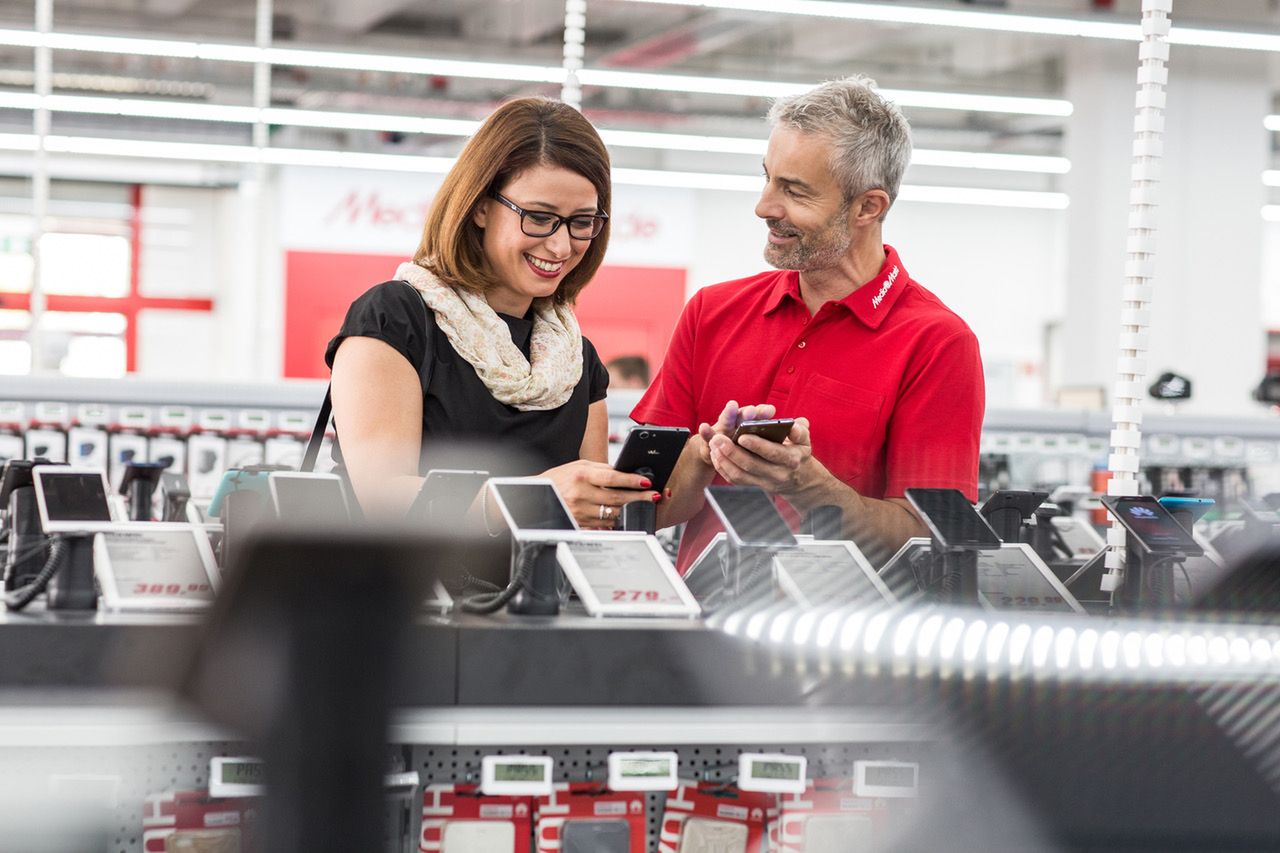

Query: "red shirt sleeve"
(630, 288), (703, 430)
(882, 330), (985, 502)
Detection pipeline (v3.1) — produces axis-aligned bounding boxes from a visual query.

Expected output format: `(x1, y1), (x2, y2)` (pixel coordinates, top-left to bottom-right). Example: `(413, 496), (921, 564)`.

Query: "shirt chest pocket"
(787, 373), (886, 485)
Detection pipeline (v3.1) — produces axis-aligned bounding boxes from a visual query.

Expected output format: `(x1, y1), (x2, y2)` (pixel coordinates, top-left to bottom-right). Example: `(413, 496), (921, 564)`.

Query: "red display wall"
(283, 250), (686, 380)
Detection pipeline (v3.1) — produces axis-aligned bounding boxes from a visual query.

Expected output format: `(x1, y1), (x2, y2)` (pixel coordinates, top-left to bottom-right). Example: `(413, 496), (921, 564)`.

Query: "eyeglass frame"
(488, 191), (609, 241)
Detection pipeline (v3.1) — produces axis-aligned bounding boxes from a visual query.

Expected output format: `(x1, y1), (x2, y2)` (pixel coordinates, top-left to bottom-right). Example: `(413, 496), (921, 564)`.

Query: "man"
(605, 355), (651, 390)
(633, 75), (985, 571)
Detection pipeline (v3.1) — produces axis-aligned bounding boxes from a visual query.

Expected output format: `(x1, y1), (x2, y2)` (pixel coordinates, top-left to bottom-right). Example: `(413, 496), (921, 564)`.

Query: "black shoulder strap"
(301, 281), (433, 472)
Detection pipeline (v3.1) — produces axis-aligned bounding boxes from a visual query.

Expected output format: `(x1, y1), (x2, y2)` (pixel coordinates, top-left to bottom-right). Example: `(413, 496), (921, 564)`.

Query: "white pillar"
(1060, 42), (1268, 415)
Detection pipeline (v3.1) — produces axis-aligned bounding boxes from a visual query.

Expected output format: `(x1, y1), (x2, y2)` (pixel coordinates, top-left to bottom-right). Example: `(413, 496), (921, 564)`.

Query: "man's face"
(755, 125), (852, 272)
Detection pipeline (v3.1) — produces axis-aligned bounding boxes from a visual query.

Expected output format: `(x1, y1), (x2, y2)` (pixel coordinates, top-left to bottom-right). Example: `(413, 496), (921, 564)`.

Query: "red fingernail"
(665, 488), (672, 498)
(652, 493), (662, 503)
(640, 479), (652, 488)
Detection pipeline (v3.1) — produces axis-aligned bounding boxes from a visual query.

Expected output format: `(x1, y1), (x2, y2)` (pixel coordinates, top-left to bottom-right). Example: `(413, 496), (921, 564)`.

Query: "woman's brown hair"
(414, 97), (611, 305)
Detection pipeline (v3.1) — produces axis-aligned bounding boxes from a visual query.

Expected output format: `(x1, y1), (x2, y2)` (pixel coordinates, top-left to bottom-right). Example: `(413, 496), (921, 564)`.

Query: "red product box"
(142, 790), (258, 853)
(767, 781), (891, 852)
(420, 783), (533, 853)
(658, 781), (774, 853)
(534, 782), (646, 853)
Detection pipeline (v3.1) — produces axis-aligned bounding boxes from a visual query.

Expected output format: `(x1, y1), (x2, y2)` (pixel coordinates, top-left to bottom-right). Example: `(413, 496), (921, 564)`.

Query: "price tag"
(210, 757), (265, 797)
(117, 407), (152, 431)
(76, 403), (110, 427)
(0, 402), (25, 427)
(607, 751), (678, 792)
(481, 755), (553, 796)
(198, 409), (232, 432)
(773, 540), (892, 608)
(853, 760), (918, 798)
(738, 753), (806, 794)
(33, 401), (69, 426)
(237, 409), (271, 433)
(94, 524), (220, 611)
(157, 406), (194, 432)
(556, 536), (699, 618)
(976, 543), (1083, 614)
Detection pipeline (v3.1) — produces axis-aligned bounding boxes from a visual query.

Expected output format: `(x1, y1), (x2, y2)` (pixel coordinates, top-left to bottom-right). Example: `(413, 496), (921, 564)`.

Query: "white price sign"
(556, 535), (699, 617)
(976, 543), (1083, 614)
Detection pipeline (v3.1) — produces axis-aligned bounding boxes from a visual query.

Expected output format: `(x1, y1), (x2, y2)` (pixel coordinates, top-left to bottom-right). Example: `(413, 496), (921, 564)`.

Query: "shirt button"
(787, 366), (795, 374)
(797, 341), (806, 349)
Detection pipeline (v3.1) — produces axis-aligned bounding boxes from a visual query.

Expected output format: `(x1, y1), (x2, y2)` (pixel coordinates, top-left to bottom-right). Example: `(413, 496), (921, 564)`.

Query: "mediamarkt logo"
(871, 266), (899, 309)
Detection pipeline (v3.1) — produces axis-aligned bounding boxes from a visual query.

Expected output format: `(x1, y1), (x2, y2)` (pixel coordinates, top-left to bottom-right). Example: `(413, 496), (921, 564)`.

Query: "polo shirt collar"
(761, 245), (910, 330)
(843, 244), (909, 330)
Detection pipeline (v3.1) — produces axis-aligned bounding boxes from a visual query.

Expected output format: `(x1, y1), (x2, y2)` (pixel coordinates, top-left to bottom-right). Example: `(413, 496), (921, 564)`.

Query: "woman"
(325, 97), (656, 529)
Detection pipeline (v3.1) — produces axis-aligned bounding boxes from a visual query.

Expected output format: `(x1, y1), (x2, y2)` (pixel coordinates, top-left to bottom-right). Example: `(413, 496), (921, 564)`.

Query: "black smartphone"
(613, 426), (689, 492)
(979, 490), (1049, 521)
(1100, 495), (1203, 556)
(905, 487), (1002, 550)
(731, 418), (795, 445)
(406, 469), (489, 524)
(704, 485), (797, 549)
(1157, 496), (1215, 526)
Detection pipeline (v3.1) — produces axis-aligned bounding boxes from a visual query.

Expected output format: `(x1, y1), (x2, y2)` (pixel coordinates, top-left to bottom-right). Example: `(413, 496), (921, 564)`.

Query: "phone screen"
(409, 470), (489, 523)
(906, 488), (1001, 549)
(1106, 497), (1202, 554)
(705, 486), (797, 548)
(271, 475), (351, 524)
(39, 471), (112, 522)
(491, 482), (576, 531)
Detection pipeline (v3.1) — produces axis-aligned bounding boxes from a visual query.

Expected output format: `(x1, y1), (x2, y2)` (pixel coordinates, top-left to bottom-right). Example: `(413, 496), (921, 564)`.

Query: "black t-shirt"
(324, 280), (609, 476)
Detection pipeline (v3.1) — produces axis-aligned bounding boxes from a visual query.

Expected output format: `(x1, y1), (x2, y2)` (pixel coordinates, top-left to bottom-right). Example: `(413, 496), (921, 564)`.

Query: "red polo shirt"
(632, 245), (984, 572)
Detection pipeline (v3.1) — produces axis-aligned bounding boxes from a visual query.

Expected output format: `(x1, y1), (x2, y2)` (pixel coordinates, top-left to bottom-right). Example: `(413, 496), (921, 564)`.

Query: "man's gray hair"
(767, 75), (912, 212)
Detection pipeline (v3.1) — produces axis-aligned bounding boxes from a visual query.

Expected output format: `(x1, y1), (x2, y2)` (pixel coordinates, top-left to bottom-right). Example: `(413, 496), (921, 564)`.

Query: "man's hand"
(694, 400), (776, 466)
(706, 416), (838, 511)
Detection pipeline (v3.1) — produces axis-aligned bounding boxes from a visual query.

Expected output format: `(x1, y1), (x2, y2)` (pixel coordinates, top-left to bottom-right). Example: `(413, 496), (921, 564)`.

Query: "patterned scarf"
(396, 262), (583, 411)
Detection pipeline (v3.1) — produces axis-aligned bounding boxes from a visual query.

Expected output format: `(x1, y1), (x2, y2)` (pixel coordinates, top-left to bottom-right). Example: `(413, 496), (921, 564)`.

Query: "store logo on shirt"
(871, 266), (899, 310)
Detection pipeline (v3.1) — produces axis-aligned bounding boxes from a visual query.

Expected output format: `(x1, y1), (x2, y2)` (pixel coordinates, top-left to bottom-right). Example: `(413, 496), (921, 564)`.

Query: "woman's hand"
(541, 459), (660, 530)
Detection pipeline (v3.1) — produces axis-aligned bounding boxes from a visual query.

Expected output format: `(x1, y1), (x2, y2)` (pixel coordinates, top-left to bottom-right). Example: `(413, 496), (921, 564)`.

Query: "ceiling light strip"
(622, 0), (1280, 51)
(0, 93), (1070, 173)
(0, 28), (1070, 118)
(0, 132), (1068, 208)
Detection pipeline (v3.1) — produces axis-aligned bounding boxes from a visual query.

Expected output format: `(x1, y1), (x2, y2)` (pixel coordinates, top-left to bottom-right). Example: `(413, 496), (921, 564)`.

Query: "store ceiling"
(0, 0), (1278, 182)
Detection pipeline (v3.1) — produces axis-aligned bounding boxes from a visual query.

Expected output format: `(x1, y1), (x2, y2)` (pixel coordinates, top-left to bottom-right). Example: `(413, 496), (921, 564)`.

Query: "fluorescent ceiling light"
(0, 93), (1070, 173)
(1266, 116), (1280, 132)
(623, 0), (1280, 52)
(0, 28), (1070, 118)
(1263, 205), (1280, 222)
(0, 132), (1067, 208)
(1264, 170), (1280, 187)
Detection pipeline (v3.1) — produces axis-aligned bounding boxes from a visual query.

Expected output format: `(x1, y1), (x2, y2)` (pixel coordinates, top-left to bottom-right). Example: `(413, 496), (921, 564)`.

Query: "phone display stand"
(1114, 533), (1177, 611)
(4, 479), (45, 591)
(802, 505), (843, 540)
(506, 542), (560, 617)
(46, 534), (97, 611)
(121, 461), (167, 522)
(620, 499), (656, 535)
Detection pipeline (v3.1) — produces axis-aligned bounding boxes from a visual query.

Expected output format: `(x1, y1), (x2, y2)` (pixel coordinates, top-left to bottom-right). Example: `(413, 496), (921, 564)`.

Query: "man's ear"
(852, 190), (890, 226)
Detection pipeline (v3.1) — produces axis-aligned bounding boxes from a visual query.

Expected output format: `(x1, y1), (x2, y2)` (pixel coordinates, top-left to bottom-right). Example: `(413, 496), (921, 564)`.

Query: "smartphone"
(487, 478), (577, 536)
(1157, 496), (1216, 526)
(1100, 495), (1203, 556)
(904, 487), (1002, 550)
(613, 426), (689, 493)
(406, 469), (489, 524)
(979, 490), (1049, 521)
(731, 418), (795, 445)
(704, 485), (797, 549)
(268, 471), (352, 524)
(32, 467), (115, 532)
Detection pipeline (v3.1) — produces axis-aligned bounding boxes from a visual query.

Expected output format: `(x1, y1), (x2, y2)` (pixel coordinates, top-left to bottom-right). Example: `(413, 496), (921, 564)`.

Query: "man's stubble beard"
(763, 202), (852, 272)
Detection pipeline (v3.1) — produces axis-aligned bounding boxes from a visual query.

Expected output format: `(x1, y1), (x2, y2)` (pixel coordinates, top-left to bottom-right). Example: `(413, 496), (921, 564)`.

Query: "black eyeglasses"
(489, 192), (608, 241)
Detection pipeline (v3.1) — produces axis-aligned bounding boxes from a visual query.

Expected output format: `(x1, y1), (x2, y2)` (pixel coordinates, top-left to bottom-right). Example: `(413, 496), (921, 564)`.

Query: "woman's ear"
(472, 198), (489, 230)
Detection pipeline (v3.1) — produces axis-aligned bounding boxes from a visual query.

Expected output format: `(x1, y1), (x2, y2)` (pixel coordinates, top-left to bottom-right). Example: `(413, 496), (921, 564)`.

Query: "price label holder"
(480, 755), (553, 796)
(210, 756), (265, 797)
(975, 543), (1084, 614)
(555, 533), (700, 618)
(158, 406), (194, 433)
(773, 539), (894, 608)
(737, 753), (806, 795)
(852, 760), (918, 799)
(607, 751), (679, 792)
(878, 537), (933, 596)
(94, 523), (220, 612)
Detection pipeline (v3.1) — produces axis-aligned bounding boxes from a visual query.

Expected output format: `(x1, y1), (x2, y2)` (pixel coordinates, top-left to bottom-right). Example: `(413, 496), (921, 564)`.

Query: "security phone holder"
(1101, 495), (1204, 611)
(979, 490), (1048, 545)
(8, 466), (110, 612)
(1, 459), (54, 592)
(506, 539), (561, 616)
(160, 472), (191, 523)
(120, 460), (167, 522)
(904, 487), (1003, 607)
(704, 485), (798, 602)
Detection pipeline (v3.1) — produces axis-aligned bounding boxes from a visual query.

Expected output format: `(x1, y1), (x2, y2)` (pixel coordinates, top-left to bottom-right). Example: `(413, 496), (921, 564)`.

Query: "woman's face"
(472, 164), (600, 316)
